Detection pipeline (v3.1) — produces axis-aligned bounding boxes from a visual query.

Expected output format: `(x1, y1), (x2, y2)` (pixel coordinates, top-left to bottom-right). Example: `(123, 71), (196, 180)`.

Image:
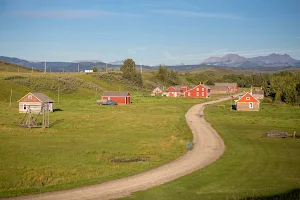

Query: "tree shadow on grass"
(49, 119), (64, 128)
(53, 108), (63, 112)
(243, 188), (300, 200)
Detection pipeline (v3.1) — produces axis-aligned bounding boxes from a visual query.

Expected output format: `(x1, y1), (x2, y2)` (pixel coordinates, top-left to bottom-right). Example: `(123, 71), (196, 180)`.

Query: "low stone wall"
(265, 132), (290, 138)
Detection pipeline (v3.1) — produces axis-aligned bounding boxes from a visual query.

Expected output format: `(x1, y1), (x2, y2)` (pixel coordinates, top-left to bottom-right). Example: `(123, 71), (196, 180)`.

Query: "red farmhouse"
(167, 85), (189, 97)
(102, 91), (131, 104)
(184, 84), (210, 98)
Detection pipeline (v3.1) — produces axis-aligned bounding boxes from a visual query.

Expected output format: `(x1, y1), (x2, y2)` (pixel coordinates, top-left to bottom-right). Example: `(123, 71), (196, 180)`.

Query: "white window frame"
(202, 88), (204, 91)
(188, 92), (190, 96)
(196, 92), (199, 96)
(196, 88), (199, 91)
(202, 92), (204, 96)
(246, 97), (250, 100)
(249, 102), (253, 108)
(23, 104), (26, 110)
(28, 95), (32, 99)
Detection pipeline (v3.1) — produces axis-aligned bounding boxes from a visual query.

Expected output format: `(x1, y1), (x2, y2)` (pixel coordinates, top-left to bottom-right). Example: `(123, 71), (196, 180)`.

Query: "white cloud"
(127, 49), (137, 54)
(127, 47), (147, 54)
(150, 9), (243, 19)
(13, 10), (136, 19)
(215, 48), (228, 53)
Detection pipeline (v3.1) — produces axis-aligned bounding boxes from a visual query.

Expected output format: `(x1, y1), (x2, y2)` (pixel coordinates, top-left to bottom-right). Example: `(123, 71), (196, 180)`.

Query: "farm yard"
(0, 65), (299, 199)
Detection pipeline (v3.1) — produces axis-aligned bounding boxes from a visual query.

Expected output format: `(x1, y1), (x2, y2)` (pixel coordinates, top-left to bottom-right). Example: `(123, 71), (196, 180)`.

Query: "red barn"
(102, 91), (131, 104)
(235, 92), (260, 111)
(167, 85), (189, 97)
(184, 84), (210, 98)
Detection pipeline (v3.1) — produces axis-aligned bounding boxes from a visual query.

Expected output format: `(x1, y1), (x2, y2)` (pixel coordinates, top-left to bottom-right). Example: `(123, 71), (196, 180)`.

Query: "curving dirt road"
(5, 95), (239, 200)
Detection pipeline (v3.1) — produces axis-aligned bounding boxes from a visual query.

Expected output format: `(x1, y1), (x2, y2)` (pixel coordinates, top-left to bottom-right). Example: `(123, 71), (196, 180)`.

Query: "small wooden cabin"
(18, 92), (54, 113)
(102, 91), (131, 104)
(235, 92), (260, 111)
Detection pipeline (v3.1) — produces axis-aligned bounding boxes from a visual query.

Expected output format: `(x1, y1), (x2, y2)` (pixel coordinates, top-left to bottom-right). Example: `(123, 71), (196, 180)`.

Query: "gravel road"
(5, 95), (238, 200)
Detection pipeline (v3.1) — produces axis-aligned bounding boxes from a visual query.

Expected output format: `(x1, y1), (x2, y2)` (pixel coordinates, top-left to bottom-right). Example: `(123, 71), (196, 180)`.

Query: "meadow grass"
(121, 102), (300, 200)
(0, 77), (222, 197)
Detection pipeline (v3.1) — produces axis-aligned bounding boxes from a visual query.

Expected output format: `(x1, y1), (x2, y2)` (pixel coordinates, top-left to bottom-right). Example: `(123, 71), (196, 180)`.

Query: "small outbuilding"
(18, 92), (54, 113)
(102, 91), (131, 104)
(152, 86), (163, 95)
(184, 84), (210, 98)
(235, 92), (260, 111)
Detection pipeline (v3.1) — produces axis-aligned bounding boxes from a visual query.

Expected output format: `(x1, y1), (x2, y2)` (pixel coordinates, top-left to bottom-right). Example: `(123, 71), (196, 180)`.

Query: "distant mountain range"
(0, 53), (299, 72)
(201, 53), (300, 68)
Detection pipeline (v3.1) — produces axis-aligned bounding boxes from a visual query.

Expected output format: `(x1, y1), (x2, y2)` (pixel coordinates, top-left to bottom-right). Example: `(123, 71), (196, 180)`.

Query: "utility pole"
(9, 89), (12, 108)
(44, 60), (46, 73)
(140, 62), (142, 74)
(106, 63), (108, 72)
(32, 67), (33, 73)
(78, 63), (80, 72)
(95, 87), (98, 99)
(57, 87), (60, 104)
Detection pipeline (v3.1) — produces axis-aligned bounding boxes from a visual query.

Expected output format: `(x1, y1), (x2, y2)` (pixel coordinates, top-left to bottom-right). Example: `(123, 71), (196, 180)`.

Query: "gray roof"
(252, 90), (264, 95)
(102, 91), (130, 97)
(214, 83), (237, 87)
(209, 85), (229, 91)
(169, 85), (189, 92)
(31, 93), (54, 102)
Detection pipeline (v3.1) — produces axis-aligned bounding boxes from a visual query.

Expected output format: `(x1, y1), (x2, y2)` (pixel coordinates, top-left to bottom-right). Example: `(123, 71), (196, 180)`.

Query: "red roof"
(236, 92), (259, 103)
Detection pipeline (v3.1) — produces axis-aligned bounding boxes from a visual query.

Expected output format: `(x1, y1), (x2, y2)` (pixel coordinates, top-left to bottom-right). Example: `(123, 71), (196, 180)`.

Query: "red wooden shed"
(102, 91), (131, 104)
(184, 84), (210, 98)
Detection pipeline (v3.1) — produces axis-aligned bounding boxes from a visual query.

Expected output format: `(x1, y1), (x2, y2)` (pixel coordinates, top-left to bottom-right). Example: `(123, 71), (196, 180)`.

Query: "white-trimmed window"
(246, 97), (250, 100)
(28, 95), (32, 99)
(196, 92), (199, 96)
(249, 102), (253, 108)
(23, 104), (26, 110)
(202, 92), (204, 96)
(202, 88), (204, 91)
(196, 88), (199, 91)
(188, 92), (190, 96)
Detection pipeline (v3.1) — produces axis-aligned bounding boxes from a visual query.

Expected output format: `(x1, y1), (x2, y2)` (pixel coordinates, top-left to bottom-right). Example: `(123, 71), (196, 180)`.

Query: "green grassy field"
(121, 102), (300, 200)
(1, 71), (299, 199)
(0, 61), (39, 73)
(0, 75), (223, 197)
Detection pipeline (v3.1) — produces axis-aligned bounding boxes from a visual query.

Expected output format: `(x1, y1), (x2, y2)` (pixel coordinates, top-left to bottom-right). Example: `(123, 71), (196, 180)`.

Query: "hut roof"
(214, 83), (237, 87)
(102, 91), (130, 97)
(18, 92), (54, 103)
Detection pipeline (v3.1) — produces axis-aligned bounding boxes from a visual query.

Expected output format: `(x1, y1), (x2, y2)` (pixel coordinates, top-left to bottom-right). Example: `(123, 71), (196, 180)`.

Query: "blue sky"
(0, 0), (300, 65)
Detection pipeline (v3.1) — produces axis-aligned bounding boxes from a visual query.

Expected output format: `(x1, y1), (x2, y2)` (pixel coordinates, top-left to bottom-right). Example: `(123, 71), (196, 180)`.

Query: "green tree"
(157, 65), (168, 81)
(92, 66), (98, 72)
(120, 58), (136, 79)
